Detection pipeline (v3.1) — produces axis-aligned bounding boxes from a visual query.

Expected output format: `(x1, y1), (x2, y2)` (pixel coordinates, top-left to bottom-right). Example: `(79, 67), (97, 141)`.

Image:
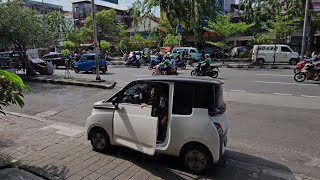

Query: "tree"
(163, 34), (179, 47)
(115, 23), (129, 54)
(83, 9), (119, 46)
(0, 70), (31, 115)
(0, 1), (41, 75)
(130, 34), (145, 50)
(204, 15), (254, 49)
(248, 33), (272, 46)
(100, 40), (110, 53)
(267, 14), (301, 43)
(64, 41), (75, 51)
(130, 0), (223, 47)
(42, 11), (67, 48)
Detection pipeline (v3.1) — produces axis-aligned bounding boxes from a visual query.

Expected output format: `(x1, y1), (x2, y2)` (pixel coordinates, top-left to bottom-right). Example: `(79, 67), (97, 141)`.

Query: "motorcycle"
(294, 59), (310, 74)
(177, 60), (187, 69)
(191, 64), (220, 78)
(148, 60), (159, 70)
(294, 63), (319, 82)
(125, 59), (141, 68)
(152, 65), (178, 75)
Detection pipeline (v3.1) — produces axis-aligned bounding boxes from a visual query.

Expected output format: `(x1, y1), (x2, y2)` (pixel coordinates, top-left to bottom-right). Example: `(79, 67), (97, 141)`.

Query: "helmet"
(205, 54), (210, 58)
(133, 52), (136, 55)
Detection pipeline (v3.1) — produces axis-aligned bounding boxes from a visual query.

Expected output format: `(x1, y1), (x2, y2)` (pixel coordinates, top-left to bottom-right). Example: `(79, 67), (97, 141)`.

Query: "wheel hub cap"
(92, 133), (106, 150)
(186, 150), (206, 171)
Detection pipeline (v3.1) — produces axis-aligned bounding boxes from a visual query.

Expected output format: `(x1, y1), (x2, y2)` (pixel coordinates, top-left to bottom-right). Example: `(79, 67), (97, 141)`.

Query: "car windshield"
(87, 55), (95, 60)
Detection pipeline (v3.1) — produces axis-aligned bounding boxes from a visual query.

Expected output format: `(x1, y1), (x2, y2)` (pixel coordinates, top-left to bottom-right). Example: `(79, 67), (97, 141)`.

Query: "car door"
(113, 82), (162, 155)
(278, 46), (292, 63)
(78, 55), (88, 71)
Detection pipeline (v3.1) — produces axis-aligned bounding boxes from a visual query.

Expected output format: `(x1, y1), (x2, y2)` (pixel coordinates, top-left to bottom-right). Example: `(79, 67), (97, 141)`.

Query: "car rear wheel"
(181, 144), (213, 174)
(102, 69), (106, 74)
(256, 58), (265, 65)
(90, 128), (111, 153)
(289, 58), (298, 65)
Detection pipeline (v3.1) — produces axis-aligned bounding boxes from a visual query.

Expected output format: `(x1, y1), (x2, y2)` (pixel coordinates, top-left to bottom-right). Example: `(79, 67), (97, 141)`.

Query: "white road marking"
(255, 74), (292, 77)
(273, 93), (292, 96)
(301, 95), (320, 98)
(254, 81), (319, 86)
(230, 90), (247, 93)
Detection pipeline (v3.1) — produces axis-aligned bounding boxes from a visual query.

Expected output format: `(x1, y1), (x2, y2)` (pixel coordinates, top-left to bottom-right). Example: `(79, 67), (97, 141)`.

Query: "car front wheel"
(90, 129), (111, 153)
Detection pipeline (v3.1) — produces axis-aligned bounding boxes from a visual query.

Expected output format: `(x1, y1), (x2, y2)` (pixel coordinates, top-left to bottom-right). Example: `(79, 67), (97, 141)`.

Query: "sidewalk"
(0, 112), (313, 180)
(19, 74), (116, 89)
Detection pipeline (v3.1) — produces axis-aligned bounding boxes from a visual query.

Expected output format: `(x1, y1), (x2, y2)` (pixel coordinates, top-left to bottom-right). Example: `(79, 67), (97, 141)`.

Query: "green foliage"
(248, 34), (272, 46)
(64, 41), (75, 51)
(61, 49), (71, 56)
(163, 34), (178, 47)
(205, 15), (254, 49)
(130, 34), (145, 50)
(42, 11), (67, 47)
(0, 70), (31, 115)
(206, 41), (231, 50)
(267, 15), (302, 43)
(0, 1), (41, 49)
(100, 40), (110, 52)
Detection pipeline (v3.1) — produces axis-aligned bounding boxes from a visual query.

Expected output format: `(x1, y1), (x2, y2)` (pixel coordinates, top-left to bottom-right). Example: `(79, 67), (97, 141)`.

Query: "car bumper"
(219, 131), (228, 159)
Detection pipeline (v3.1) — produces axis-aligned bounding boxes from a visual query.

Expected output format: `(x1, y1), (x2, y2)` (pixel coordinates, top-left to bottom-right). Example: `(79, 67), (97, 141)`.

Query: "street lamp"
(301, 0), (310, 60)
(91, 0), (102, 81)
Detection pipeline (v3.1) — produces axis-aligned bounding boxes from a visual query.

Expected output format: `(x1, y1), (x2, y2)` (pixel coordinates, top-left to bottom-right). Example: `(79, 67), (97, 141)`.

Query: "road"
(5, 66), (320, 179)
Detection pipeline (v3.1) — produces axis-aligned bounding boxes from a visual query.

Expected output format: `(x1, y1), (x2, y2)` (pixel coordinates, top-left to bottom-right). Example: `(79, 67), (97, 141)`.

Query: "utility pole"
(91, 0), (101, 81)
(301, 0), (310, 60)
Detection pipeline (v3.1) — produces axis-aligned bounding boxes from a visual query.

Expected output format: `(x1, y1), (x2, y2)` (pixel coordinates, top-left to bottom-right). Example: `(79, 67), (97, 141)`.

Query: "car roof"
(137, 76), (224, 85)
(83, 53), (96, 56)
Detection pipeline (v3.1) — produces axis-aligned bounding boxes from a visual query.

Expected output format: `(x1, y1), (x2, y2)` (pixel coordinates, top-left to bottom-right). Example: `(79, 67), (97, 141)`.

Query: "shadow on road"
(105, 147), (296, 179)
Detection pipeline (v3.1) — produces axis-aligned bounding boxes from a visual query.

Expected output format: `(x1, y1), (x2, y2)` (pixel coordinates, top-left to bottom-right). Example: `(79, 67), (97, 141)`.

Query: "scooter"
(294, 63), (320, 82)
(294, 59), (310, 74)
(152, 65), (178, 75)
(125, 59), (141, 68)
(191, 64), (220, 78)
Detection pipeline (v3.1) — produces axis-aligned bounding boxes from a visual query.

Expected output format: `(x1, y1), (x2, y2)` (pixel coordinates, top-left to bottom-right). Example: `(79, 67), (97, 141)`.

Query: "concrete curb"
(22, 77), (117, 90)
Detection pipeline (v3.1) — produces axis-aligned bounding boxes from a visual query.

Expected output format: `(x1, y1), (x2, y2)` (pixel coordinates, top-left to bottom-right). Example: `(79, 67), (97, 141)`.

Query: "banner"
(313, 0), (320, 12)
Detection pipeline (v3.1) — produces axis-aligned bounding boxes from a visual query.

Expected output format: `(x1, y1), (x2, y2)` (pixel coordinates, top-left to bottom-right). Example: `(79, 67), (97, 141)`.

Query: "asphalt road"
(55, 65), (320, 97)
(5, 66), (320, 179)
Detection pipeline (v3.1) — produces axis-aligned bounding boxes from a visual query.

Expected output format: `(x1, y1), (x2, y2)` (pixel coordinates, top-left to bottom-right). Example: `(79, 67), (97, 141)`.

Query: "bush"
(0, 70), (31, 115)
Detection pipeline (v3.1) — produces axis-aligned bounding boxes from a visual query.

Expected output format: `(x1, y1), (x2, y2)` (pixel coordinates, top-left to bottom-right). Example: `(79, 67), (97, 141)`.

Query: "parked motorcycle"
(125, 59), (141, 68)
(294, 59), (310, 74)
(191, 64), (220, 78)
(294, 63), (319, 82)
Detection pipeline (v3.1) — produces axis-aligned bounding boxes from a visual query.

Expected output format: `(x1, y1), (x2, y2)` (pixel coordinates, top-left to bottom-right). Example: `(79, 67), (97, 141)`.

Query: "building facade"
(127, 16), (160, 39)
(20, 0), (65, 14)
(72, 0), (132, 29)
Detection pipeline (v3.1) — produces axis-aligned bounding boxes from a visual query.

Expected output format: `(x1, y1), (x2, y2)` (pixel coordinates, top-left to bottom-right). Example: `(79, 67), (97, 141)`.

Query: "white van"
(252, 44), (300, 65)
(85, 76), (228, 173)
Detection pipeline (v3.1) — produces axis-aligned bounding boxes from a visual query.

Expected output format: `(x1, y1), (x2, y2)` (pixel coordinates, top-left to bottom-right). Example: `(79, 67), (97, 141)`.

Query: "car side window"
(193, 84), (211, 108)
(80, 56), (87, 61)
(121, 83), (149, 105)
(173, 83), (193, 115)
(281, 47), (292, 52)
(190, 49), (196, 54)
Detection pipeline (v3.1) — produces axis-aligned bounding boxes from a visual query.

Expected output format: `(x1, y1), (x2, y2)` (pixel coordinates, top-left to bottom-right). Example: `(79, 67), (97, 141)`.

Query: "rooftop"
(72, 0), (128, 11)
(137, 76), (224, 85)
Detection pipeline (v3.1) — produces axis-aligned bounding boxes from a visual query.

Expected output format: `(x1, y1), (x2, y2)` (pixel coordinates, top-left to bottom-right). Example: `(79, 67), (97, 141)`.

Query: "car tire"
(181, 144), (213, 174)
(257, 58), (265, 65)
(55, 64), (59, 69)
(74, 68), (79, 73)
(90, 128), (111, 153)
(92, 68), (96, 74)
(102, 69), (106, 74)
(137, 64), (141, 68)
(289, 58), (298, 65)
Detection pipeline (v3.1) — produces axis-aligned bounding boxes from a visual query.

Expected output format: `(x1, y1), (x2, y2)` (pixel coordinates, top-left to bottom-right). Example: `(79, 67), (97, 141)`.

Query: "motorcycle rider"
(199, 54), (211, 73)
(131, 52), (138, 64)
(159, 56), (171, 74)
(170, 55), (177, 70)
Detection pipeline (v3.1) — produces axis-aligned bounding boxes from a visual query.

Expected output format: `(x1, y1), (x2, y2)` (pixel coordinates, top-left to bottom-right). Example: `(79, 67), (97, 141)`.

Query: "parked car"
(230, 46), (250, 58)
(85, 76), (228, 173)
(42, 53), (66, 69)
(74, 53), (107, 74)
(202, 47), (230, 59)
(171, 47), (202, 61)
(252, 44), (300, 65)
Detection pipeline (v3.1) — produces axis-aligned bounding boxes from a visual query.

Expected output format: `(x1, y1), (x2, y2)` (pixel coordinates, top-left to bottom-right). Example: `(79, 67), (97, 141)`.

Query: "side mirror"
(112, 97), (119, 109)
